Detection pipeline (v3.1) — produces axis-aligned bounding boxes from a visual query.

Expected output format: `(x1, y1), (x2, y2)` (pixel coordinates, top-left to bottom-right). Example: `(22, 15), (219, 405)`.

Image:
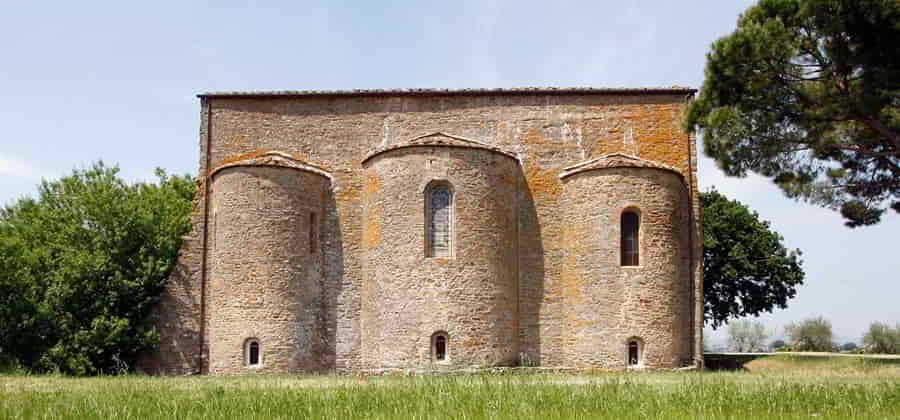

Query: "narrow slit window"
(433, 333), (448, 361)
(628, 340), (640, 366)
(309, 212), (318, 254)
(621, 210), (640, 266)
(427, 185), (452, 257)
(246, 340), (260, 366)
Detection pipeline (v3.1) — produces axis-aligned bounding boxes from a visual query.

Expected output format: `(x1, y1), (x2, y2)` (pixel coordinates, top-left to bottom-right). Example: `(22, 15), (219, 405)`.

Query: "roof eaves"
(198, 86), (696, 99)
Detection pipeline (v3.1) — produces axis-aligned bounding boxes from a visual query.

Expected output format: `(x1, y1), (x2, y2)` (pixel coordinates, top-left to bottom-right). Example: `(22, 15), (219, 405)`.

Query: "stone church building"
(141, 87), (704, 374)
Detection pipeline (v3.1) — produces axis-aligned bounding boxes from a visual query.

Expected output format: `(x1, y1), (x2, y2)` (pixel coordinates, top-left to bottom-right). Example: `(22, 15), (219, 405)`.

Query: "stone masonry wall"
(146, 91), (702, 372)
(361, 146), (519, 369)
(560, 167), (692, 368)
(207, 166), (329, 373)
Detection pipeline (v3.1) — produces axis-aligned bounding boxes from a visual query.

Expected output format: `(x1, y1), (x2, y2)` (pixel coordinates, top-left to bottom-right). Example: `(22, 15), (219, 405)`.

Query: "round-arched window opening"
(425, 182), (454, 258)
(431, 331), (449, 362)
(621, 209), (640, 266)
(245, 339), (261, 367)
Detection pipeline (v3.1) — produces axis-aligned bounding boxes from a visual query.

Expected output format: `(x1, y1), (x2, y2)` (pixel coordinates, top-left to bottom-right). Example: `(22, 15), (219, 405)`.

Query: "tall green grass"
(2, 355), (898, 420)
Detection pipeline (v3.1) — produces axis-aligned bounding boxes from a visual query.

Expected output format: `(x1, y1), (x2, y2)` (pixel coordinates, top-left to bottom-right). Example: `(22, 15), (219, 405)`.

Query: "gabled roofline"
(198, 86), (696, 99)
(362, 132), (518, 165)
(210, 151), (332, 180)
(559, 152), (682, 180)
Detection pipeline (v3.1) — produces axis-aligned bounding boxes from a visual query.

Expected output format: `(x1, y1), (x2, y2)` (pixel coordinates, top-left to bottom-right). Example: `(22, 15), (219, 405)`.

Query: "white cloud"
(0, 153), (45, 180)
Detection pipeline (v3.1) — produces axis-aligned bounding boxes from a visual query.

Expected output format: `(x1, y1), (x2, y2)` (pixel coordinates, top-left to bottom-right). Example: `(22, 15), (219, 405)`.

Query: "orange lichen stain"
(523, 165), (561, 200)
(362, 206), (382, 249)
(559, 238), (583, 303)
(361, 172), (384, 249)
(576, 103), (692, 177)
(362, 173), (383, 198)
(630, 104), (691, 174)
(521, 127), (547, 146)
(335, 179), (360, 202)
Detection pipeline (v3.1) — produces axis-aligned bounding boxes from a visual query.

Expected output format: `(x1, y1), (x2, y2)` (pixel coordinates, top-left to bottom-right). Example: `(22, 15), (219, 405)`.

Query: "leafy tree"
(862, 322), (900, 354)
(727, 319), (769, 352)
(770, 339), (787, 350)
(702, 190), (805, 328)
(686, 0), (900, 227)
(0, 163), (194, 375)
(785, 316), (834, 351)
(839, 341), (859, 352)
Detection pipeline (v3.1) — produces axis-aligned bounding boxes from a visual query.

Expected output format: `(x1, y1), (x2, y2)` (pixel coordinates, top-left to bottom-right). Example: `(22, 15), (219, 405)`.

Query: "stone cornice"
(362, 132), (518, 164)
(559, 153), (682, 180)
(210, 151), (332, 180)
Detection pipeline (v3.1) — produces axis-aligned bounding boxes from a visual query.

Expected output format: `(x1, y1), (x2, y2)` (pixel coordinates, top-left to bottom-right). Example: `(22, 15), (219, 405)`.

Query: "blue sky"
(1, 0), (896, 347)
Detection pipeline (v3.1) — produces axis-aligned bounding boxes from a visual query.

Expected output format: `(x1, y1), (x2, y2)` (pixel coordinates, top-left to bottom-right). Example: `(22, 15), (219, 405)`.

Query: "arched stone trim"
(431, 331), (450, 363)
(559, 152), (683, 180)
(424, 180), (455, 258)
(210, 151), (332, 180)
(362, 132), (519, 164)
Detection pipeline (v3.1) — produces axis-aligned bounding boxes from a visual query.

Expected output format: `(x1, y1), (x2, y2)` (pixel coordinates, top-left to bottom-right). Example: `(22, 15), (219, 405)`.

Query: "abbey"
(141, 87), (704, 374)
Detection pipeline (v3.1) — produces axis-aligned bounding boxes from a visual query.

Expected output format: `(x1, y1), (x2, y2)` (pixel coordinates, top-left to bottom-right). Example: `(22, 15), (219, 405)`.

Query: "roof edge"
(199, 86), (696, 99)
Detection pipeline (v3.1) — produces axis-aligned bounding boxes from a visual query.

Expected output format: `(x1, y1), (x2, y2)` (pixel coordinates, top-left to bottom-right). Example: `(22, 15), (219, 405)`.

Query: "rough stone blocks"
(141, 89), (703, 374)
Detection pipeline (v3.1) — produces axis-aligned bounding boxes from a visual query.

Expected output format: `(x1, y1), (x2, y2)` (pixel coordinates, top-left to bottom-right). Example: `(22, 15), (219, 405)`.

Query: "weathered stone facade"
(140, 87), (703, 374)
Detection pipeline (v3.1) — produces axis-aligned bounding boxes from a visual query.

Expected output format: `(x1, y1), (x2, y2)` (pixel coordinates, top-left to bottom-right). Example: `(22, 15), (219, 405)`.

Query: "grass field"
(2, 354), (898, 419)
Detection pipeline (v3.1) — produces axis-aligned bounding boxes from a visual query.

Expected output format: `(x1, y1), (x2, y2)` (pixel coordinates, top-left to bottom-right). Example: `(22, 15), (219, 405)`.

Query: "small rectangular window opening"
(435, 335), (447, 361)
(628, 341), (639, 366)
(249, 341), (260, 366)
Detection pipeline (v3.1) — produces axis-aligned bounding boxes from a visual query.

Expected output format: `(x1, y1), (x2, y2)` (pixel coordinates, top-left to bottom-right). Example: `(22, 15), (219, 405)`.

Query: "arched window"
(426, 183), (453, 257)
(628, 340), (640, 367)
(245, 339), (261, 366)
(432, 331), (449, 362)
(621, 210), (640, 266)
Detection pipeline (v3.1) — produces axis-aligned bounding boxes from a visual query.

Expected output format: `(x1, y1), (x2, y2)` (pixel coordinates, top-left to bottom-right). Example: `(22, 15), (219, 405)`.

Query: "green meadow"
(2, 354), (898, 420)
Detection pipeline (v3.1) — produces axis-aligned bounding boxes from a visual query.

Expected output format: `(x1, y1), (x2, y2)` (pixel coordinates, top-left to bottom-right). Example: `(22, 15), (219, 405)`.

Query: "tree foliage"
(0, 163), (194, 375)
(770, 339), (787, 350)
(862, 322), (900, 354)
(727, 319), (769, 352)
(686, 0), (900, 227)
(785, 316), (834, 351)
(839, 341), (859, 352)
(702, 190), (805, 328)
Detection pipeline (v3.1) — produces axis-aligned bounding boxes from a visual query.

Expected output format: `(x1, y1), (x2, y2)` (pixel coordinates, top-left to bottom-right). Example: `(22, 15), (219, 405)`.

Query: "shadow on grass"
(704, 352), (900, 371)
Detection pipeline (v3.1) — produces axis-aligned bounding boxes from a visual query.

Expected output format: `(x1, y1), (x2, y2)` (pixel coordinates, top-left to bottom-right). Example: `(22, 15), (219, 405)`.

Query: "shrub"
(784, 317), (833, 352)
(0, 163), (194, 375)
(862, 322), (900, 354)
(727, 319), (769, 352)
(770, 339), (786, 351)
(839, 342), (858, 352)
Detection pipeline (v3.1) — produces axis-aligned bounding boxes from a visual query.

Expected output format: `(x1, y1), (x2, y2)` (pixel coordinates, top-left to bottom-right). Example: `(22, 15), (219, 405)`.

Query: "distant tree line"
(725, 317), (899, 354)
